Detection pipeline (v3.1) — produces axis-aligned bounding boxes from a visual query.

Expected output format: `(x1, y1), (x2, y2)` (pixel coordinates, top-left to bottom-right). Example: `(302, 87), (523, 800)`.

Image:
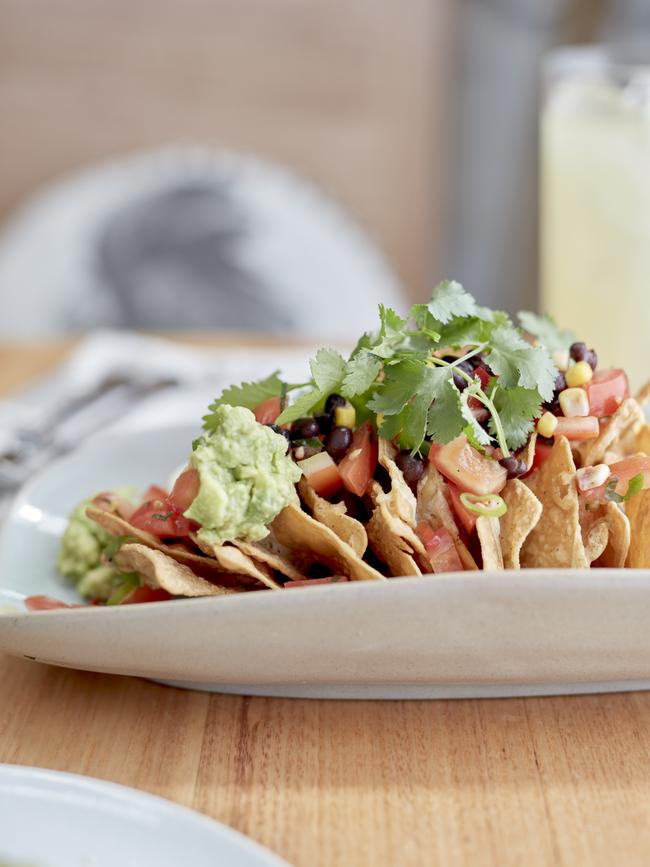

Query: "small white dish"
(0, 764), (289, 867)
(1, 425), (650, 699)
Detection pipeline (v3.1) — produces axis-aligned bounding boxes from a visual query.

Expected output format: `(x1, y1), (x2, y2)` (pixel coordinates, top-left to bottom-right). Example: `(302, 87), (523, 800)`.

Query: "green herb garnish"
(203, 281), (559, 458)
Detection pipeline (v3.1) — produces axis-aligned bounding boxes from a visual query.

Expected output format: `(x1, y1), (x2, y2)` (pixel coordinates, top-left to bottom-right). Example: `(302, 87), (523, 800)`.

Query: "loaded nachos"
(29, 281), (650, 609)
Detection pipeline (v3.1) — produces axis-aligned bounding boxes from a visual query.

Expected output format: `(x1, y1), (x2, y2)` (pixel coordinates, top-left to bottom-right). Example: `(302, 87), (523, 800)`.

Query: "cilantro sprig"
(203, 281), (559, 458)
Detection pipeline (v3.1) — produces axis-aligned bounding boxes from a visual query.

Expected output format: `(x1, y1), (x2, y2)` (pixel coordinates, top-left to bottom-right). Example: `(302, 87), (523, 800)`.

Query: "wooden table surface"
(2, 338), (650, 867)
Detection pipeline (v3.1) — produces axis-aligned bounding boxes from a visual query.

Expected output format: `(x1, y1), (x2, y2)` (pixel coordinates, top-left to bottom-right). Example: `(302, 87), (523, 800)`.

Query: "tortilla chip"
(378, 439), (417, 526)
(500, 479), (542, 569)
(86, 506), (241, 582)
(521, 437), (588, 568)
(366, 508), (421, 577)
(626, 489), (650, 568)
(416, 464), (459, 538)
(231, 537), (307, 582)
(271, 502), (385, 581)
(298, 478), (367, 557)
(476, 516), (504, 570)
(192, 537), (282, 590)
(115, 543), (235, 597)
(455, 540), (479, 570)
(576, 399), (644, 467)
(581, 515), (609, 564)
(519, 432), (538, 473)
(635, 380), (650, 408)
(367, 479), (428, 571)
(636, 423), (650, 456)
(597, 502), (631, 568)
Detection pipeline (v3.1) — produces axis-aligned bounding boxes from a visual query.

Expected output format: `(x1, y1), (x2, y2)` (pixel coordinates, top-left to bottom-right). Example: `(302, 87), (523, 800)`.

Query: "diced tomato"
(554, 416), (600, 441)
(25, 595), (84, 611)
(121, 585), (174, 604)
(297, 452), (343, 499)
(130, 497), (197, 538)
(416, 523), (464, 573)
(169, 467), (200, 512)
(586, 369), (629, 418)
(338, 422), (378, 497)
(447, 482), (477, 534)
(473, 366), (491, 389)
(284, 576), (349, 589)
(581, 455), (650, 503)
(143, 485), (169, 502)
(254, 396), (282, 425)
(430, 434), (507, 495)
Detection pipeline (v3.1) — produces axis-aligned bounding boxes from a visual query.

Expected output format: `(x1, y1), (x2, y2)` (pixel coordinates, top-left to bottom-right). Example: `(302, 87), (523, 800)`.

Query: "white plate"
(1, 426), (650, 699)
(0, 764), (289, 867)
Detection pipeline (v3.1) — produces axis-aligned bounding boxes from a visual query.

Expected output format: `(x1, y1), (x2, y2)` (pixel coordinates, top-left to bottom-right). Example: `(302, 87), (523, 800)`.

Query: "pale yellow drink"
(541, 50), (650, 391)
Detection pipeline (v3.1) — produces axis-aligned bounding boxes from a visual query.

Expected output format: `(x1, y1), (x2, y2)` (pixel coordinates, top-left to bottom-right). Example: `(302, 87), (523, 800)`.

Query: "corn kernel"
(565, 360), (594, 387)
(559, 387), (590, 417)
(334, 402), (356, 428)
(576, 464), (610, 492)
(536, 411), (558, 438)
(552, 349), (570, 372)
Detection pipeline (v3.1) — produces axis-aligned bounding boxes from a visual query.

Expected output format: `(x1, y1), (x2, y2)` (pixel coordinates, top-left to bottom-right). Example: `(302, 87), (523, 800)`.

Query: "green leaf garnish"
(276, 388), (323, 425)
(309, 348), (347, 394)
(517, 311), (576, 354)
(425, 279), (477, 324)
(486, 324), (557, 402)
(624, 472), (644, 502)
(106, 572), (141, 605)
(488, 383), (542, 451)
(341, 351), (383, 398)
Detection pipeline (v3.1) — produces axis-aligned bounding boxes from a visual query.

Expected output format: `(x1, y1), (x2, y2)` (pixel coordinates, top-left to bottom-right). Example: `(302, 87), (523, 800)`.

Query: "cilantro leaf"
(517, 311), (576, 354)
(488, 384), (541, 450)
(276, 389), (323, 425)
(367, 358), (425, 415)
(426, 376), (467, 445)
(369, 305), (408, 358)
(486, 325), (557, 402)
(204, 370), (285, 429)
(426, 280), (477, 324)
(342, 350), (382, 398)
(310, 348), (346, 394)
(459, 386), (493, 447)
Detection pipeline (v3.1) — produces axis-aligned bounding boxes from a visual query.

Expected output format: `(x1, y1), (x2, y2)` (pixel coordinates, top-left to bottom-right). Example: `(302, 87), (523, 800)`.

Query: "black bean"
(499, 456), (527, 479)
(545, 398), (562, 416)
(324, 426), (353, 462)
(569, 342), (587, 362)
(554, 372), (567, 394)
(395, 450), (425, 488)
(441, 356), (473, 391)
(584, 348), (598, 370)
(325, 393), (346, 415)
(291, 417), (320, 440)
(314, 413), (332, 435)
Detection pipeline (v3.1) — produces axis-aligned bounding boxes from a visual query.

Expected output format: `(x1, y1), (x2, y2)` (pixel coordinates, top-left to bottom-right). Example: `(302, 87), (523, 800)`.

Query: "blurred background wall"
(0, 0), (649, 336)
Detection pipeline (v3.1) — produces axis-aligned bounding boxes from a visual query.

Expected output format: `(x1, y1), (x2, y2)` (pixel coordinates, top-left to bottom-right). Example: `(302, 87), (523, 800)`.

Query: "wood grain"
(3, 340), (650, 866)
(0, 0), (451, 298)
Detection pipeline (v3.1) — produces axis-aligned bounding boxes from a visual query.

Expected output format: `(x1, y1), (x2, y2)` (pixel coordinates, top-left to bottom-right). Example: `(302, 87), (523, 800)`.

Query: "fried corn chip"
(231, 536), (307, 582)
(192, 536), (282, 590)
(500, 479), (542, 569)
(416, 464), (458, 537)
(298, 477), (367, 557)
(635, 380), (650, 408)
(367, 479), (428, 575)
(519, 432), (538, 474)
(576, 398), (644, 467)
(115, 543), (235, 597)
(596, 502), (631, 568)
(271, 502), (385, 581)
(476, 516), (504, 570)
(378, 439), (418, 526)
(625, 489), (650, 568)
(86, 506), (238, 581)
(636, 423), (650, 456)
(581, 514), (609, 564)
(521, 437), (588, 568)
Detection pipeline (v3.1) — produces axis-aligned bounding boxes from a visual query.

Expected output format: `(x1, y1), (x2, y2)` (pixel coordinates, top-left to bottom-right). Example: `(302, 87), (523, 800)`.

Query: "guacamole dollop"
(57, 498), (112, 582)
(186, 404), (302, 544)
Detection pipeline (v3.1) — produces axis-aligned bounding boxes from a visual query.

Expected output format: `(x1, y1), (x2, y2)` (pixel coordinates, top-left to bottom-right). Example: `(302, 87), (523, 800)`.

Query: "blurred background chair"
(0, 0), (648, 338)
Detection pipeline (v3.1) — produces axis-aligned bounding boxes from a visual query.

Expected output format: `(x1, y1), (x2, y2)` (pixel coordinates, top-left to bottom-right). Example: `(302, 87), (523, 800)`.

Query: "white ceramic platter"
(0, 764), (289, 867)
(1, 425), (650, 699)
